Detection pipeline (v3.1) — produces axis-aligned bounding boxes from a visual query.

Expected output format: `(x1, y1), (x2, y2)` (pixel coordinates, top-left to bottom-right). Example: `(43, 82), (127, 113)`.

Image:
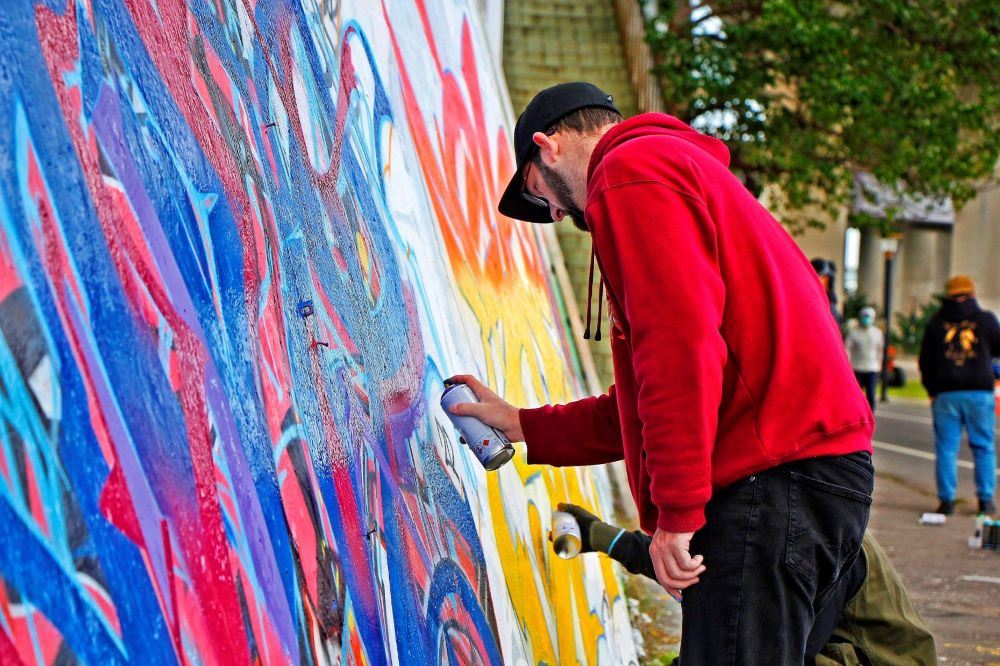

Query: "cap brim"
(498, 171), (555, 224)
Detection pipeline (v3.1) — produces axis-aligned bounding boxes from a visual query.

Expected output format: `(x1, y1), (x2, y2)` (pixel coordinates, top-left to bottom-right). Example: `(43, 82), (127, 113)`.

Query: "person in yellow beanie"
(918, 275), (1000, 515)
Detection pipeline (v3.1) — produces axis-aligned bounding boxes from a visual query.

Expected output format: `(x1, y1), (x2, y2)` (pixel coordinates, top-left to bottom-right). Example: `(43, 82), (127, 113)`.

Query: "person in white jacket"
(846, 306), (884, 411)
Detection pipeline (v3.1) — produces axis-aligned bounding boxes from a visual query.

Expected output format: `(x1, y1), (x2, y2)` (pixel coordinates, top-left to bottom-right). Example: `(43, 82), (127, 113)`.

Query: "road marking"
(873, 439), (976, 470)
(959, 575), (1000, 585)
(876, 411), (934, 426)
(877, 409), (1000, 435)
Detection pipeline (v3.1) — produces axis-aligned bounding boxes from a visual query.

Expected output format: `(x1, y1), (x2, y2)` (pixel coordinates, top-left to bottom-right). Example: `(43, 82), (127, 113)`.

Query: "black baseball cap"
(498, 82), (619, 224)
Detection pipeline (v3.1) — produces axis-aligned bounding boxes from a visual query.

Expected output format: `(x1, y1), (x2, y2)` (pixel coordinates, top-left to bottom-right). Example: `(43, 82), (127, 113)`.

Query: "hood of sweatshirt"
(588, 113), (731, 182)
(939, 297), (981, 321)
(578, 114), (731, 342)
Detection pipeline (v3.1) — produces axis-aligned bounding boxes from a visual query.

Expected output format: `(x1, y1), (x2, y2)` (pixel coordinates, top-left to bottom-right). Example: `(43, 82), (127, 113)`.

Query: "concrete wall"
(837, 214), (996, 322)
(795, 179), (999, 319)
(855, 226), (952, 316)
(0, 1), (636, 664)
(783, 214), (851, 308)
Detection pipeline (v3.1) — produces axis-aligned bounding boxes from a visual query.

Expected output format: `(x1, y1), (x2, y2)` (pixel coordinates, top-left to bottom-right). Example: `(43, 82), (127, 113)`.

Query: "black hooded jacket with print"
(919, 297), (1000, 397)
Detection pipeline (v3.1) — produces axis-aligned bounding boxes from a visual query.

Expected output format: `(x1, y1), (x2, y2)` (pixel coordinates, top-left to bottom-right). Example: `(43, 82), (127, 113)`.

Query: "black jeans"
(679, 452), (874, 665)
(854, 371), (878, 411)
(601, 526), (866, 661)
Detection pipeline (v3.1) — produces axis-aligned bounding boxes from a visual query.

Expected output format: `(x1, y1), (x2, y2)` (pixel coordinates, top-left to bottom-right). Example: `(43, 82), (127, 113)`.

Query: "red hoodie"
(520, 114), (873, 534)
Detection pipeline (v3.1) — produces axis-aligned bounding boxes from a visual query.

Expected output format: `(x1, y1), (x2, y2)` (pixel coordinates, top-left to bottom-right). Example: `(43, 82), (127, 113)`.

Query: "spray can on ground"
(970, 515), (986, 549)
(440, 382), (515, 471)
(552, 511), (583, 559)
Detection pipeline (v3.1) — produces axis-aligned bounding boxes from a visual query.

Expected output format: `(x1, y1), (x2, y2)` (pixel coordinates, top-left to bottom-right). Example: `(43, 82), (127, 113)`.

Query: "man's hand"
(445, 374), (524, 442)
(649, 528), (705, 600)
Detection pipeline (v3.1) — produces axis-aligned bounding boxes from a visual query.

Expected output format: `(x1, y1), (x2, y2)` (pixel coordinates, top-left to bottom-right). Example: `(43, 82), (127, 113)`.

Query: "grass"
(886, 378), (929, 401)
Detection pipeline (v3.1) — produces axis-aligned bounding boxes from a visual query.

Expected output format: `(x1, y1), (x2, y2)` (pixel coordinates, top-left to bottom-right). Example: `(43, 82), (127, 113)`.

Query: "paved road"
(873, 397), (1000, 508)
(869, 397), (1000, 665)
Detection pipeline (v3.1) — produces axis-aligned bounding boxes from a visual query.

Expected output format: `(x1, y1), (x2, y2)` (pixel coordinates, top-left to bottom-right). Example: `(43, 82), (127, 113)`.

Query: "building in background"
(796, 177), (998, 321)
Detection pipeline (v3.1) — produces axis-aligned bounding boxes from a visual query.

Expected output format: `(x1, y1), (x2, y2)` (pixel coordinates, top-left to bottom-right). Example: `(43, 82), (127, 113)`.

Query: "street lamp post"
(879, 236), (900, 402)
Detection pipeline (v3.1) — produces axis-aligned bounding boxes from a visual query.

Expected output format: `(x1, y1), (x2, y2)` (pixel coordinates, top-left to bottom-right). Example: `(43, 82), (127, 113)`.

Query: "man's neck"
(578, 124), (617, 164)
(573, 124), (617, 191)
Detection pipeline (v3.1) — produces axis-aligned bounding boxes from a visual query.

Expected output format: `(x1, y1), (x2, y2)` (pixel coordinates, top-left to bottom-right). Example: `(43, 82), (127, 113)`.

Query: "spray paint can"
(440, 383), (515, 471)
(970, 515), (986, 549)
(552, 511), (583, 559)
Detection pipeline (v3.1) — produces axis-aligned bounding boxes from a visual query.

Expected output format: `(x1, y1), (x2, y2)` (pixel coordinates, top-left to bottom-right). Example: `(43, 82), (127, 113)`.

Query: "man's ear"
(532, 131), (559, 165)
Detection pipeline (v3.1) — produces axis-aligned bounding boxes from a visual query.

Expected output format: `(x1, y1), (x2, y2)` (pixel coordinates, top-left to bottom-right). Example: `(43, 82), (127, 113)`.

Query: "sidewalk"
(868, 471), (1000, 665)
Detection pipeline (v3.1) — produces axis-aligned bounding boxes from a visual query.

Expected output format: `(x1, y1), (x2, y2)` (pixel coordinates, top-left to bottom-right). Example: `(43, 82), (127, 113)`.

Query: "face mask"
(860, 315), (873, 326)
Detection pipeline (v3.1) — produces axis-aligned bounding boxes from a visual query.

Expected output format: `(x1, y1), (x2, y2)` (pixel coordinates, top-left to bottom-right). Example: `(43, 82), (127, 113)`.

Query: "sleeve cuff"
(656, 504), (707, 533)
(520, 407), (564, 466)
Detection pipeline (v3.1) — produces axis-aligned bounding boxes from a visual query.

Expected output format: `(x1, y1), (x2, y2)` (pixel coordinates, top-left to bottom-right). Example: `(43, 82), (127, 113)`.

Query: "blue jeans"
(680, 452), (874, 664)
(932, 391), (997, 502)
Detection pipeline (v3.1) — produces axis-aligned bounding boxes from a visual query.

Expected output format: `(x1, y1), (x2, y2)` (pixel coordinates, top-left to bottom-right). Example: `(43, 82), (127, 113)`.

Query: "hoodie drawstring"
(584, 246), (596, 339)
(595, 276), (604, 342)
(583, 242), (603, 342)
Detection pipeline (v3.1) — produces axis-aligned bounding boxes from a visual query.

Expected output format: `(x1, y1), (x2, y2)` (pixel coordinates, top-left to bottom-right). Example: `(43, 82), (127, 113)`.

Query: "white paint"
(28, 354), (55, 420)
(874, 439), (976, 471)
(874, 440), (1000, 480)
(959, 575), (1000, 585)
(877, 408), (1000, 435)
(876, 410), (935, 427)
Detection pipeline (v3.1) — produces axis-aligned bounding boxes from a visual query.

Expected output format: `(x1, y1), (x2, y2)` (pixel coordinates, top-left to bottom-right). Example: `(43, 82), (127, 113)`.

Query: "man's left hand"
(649, 528), (705, 599)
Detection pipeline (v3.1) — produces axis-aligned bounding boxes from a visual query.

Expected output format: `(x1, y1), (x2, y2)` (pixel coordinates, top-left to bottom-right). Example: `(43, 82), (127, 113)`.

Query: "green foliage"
(646, 0), (1000, 232)
(842, 290), (874, 324)
(891, 297), (941, 354)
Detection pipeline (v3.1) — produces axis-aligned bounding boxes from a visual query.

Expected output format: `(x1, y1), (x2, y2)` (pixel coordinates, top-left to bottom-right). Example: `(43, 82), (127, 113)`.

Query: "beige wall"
(783, 213), (851, 309)
(951, 185), (1000, 313)
(794, 182), (998, 324)
(784, 212), (953, 319)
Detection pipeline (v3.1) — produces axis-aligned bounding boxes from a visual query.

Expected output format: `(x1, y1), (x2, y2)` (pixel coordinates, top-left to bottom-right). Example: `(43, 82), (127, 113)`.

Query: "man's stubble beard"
(536, 160), (588, 231)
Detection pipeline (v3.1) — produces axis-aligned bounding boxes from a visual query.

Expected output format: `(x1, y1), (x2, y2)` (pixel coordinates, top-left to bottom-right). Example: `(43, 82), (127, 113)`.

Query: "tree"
(645, 0), (1000, 232)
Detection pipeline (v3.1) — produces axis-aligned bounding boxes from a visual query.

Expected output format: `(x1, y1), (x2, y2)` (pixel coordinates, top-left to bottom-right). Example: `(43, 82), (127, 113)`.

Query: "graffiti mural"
(0, 0), (637, 664)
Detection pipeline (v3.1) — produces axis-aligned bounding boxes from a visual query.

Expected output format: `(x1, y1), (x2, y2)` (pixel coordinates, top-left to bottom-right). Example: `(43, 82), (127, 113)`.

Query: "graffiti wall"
(0, 0), (637, 664)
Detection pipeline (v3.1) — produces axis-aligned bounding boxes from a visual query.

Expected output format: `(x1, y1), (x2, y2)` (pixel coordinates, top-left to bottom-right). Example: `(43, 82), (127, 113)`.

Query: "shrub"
(891, 297), (942, 355)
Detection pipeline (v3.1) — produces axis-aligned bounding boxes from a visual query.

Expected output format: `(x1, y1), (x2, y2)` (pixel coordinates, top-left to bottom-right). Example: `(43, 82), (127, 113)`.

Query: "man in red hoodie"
(448, 82), (875, 663)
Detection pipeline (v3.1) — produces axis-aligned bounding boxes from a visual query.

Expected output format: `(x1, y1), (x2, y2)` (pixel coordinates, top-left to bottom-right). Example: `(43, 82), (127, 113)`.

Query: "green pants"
(816, 532), (937, 665)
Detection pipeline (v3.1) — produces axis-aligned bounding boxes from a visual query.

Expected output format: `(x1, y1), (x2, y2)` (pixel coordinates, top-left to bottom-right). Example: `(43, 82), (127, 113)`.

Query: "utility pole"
(879, 235), (900, 402)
